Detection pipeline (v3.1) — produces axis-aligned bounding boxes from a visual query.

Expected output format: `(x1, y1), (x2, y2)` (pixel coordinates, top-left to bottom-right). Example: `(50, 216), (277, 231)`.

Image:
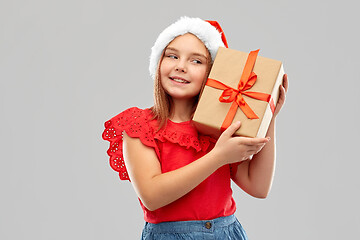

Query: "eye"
(166, 54), (178, 59)
(192, 59), (202, 64)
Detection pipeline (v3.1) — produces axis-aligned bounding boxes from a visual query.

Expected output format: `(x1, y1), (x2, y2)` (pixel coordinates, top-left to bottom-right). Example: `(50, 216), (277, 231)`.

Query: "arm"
(232, 74), (289, 198)
(123, 121), (269, 211)
(123, 131), (223, 211)
(232, 119), (276, 198)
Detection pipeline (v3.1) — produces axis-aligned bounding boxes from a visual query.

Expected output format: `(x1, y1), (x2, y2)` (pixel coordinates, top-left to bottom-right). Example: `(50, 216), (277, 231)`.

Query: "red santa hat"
(149, 16), (228, 80)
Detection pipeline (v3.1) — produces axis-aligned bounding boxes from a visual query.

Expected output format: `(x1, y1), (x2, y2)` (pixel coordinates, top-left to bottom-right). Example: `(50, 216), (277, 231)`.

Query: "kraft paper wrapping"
(192, 47), (284, 138)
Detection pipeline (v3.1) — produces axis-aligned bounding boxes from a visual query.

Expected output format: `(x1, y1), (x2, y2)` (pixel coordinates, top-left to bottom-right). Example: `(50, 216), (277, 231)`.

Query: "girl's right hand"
(213, 121), (270, 165)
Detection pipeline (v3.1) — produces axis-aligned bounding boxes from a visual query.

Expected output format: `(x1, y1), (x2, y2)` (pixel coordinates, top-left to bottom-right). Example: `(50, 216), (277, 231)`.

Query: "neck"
(170, 98), (195, 123)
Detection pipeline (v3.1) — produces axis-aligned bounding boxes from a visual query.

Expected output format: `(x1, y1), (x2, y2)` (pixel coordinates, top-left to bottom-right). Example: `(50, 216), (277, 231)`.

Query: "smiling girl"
(103, 16), (288, 240)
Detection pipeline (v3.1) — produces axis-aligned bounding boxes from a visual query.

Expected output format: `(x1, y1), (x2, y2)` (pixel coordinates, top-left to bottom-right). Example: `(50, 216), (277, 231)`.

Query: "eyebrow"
(165, 47), (208, 60)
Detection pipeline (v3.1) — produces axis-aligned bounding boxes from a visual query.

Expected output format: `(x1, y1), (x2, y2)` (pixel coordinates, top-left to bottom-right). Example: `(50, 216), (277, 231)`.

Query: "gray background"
(1, 0), (359, 239)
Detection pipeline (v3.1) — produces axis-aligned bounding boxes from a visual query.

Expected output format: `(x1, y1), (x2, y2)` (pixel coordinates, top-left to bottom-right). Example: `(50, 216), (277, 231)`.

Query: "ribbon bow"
(206, 49), (275, 132)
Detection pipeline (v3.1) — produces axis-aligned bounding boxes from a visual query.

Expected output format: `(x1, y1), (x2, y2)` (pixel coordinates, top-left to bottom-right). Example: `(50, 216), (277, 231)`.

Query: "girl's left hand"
(273, 74), (289, 117)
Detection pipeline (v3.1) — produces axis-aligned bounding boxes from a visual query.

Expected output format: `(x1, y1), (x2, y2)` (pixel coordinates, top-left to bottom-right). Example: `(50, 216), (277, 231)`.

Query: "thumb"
(221, 121), (241, 138)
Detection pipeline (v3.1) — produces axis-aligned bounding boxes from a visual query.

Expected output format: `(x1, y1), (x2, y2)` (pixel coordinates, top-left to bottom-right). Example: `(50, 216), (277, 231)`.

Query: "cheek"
(194, 67), (208, 82)
(159, 64), (166, 76)
(159, 59), (172, 74)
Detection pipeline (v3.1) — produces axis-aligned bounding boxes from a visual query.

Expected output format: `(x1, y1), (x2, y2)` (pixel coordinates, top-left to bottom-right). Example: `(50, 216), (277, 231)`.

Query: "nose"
(175, 60), (187, 73)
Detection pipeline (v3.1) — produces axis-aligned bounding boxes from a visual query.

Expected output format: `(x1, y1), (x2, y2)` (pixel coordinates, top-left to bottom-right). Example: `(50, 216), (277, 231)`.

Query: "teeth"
(172, 78), (188, 83)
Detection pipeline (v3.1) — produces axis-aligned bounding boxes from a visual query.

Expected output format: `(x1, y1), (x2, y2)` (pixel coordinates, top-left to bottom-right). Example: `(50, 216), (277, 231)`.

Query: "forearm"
(249, 118), (276, 195)
(233, 74), (287, 198)
(131, 149), (223, 211)
(233, 119), (276, 198)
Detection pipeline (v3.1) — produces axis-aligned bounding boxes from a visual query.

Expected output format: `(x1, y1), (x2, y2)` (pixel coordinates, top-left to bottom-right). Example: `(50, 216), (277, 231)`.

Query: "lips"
(169, 76), (190, 84)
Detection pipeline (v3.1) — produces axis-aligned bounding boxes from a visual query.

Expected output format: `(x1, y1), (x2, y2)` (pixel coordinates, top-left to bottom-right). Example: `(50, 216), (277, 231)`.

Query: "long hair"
(150, 47), (212, 131)
(150, 51), (171, 130)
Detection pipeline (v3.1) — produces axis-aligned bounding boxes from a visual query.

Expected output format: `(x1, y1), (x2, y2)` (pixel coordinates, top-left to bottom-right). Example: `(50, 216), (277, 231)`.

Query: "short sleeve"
(102, 107), (157, 181)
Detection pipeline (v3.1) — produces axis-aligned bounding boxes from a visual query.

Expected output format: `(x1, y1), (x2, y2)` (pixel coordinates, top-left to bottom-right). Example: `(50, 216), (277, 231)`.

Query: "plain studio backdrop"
(1, 0), (359, 239)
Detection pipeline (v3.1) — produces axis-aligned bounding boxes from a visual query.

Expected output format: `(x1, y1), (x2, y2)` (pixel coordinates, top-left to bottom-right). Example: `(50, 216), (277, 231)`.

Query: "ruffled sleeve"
(102, 107), (157, 181)
(153, 127), (216, 153)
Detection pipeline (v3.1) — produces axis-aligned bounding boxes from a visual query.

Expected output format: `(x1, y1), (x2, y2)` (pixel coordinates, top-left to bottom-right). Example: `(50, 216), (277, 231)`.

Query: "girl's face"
(159, 33), (210, 102)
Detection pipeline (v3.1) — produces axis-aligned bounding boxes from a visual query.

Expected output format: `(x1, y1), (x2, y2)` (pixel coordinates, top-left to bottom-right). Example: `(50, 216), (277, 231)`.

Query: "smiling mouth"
(169, 77), (189, 84)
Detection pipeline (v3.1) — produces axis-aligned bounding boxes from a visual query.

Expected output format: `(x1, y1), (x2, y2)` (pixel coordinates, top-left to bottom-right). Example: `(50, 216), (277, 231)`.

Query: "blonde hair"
(150, 47), (212, 130)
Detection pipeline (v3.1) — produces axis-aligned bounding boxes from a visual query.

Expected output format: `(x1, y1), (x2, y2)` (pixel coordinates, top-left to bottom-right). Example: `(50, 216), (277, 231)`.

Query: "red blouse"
(102, 107), (238, 224)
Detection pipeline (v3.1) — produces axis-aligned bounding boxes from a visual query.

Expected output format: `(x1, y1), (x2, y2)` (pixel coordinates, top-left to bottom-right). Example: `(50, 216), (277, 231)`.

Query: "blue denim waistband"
(144, 214), (237, 233)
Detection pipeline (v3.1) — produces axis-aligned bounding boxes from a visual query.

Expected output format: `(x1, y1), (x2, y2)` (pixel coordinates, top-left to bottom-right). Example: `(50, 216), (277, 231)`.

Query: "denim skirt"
(141, 214), (248, 240)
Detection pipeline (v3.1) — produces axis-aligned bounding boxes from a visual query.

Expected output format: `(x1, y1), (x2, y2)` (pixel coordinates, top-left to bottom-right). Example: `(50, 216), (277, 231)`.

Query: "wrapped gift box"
(192, 47), (285, 138)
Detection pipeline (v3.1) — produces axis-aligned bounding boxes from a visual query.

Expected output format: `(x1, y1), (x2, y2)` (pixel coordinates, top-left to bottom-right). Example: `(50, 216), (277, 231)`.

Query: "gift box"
(192, 47), (284, 138)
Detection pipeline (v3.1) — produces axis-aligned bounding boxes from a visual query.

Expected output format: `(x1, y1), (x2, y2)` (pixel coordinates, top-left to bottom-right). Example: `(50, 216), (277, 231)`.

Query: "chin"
(170, 93), (198, 100)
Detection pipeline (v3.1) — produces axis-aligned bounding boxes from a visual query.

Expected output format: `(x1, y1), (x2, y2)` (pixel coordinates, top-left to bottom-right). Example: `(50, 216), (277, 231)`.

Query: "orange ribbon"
(206, 49), (275, 132)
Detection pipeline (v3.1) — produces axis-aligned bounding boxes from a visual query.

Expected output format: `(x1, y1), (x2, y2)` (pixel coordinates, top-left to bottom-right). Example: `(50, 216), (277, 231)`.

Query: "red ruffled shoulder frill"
(153, 122), (216, 153)
(102, 107), (157, 181)
(102, 107), (218, 181)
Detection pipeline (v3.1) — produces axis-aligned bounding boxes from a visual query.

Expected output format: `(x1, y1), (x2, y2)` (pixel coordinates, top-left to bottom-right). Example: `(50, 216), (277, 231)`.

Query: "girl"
(103, 16), (288, 240)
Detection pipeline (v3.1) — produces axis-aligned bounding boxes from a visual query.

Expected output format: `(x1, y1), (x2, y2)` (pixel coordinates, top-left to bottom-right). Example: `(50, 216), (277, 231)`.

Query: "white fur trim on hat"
(149, 16), (225, 80)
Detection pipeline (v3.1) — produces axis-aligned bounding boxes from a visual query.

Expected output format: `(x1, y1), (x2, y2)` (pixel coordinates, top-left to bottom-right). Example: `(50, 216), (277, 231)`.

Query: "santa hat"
(149, 16), (228, 80)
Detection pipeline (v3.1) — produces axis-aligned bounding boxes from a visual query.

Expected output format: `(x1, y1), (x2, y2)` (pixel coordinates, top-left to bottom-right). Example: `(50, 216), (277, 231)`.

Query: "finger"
(254, 142), (267, 150)
(247, 144), (264, 153)
(249, 142), (268, 149)
(221, 121), (241, 138)
(248, 144), (267, 155)
(247, 147), (262, 155)
(239, 137), (269, 146)
(283, 74), (289, 93)
(276, 84), (286, 110)
(246, 150), (255, 156)
(279, 85), (286, 102)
